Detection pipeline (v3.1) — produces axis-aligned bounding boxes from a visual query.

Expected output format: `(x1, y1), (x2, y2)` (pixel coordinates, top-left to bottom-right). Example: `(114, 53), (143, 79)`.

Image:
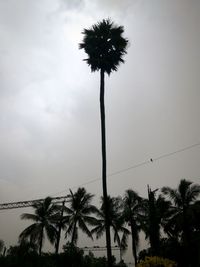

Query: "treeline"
(0, 179), (200, 267)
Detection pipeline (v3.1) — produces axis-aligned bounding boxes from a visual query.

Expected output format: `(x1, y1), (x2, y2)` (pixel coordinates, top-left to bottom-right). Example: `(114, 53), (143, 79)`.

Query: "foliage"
(92, 196), (129, 262)
(136, 256), (177, 267)
(19, 197), (59, 255)
(64, 187), (98, 245)
(142, 187), (171, 256)
(0, 239), (5, 255)
(79, 18), (128, 75)
(6, 178), (199, 267)
(0, 246), (120, 267)
(92, 196), (129, 244)
(122, 189), (143, 264)
(162, 179), (200, 239)
(161, 179), (200, 266)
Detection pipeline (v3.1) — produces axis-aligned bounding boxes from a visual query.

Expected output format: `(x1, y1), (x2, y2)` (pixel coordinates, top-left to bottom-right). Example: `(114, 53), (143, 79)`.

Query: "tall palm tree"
(19, 197), (58, 255)
(161, 179), (200, 266)
(64, 187), (97, 245)
(92, 196), (130, 262)
(79, 18), (128, 267)
(122, 189), (143, 265)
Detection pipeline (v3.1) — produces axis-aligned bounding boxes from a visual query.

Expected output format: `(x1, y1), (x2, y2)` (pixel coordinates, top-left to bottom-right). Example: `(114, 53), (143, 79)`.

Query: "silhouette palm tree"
(64, 187), (97, 245)
(79, 18), (128, 267)
(52, 200), (67, 254)
(122, 190), (143, 265)
(19, 197), (58, 255)
(142, 186), (171, 256)
(92, 196), (129, 262)
(162, 179), (200, 266)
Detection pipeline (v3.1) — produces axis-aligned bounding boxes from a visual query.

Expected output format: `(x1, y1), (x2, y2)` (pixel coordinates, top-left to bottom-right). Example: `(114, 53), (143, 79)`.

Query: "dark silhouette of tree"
(147, 187), (160, 255)
(92, 196), (129, 262)
(122, 189), (143, 265)
(64, 187), (97, 245)
(141, 186), (171, 256)
(19, 197), (58, 255)
(0, 239), (4, 255)
(53, 200), (67, 254)
(79, 18), (128, 267)
(7, 240), (37, 257)
(162, 179), (200, 267)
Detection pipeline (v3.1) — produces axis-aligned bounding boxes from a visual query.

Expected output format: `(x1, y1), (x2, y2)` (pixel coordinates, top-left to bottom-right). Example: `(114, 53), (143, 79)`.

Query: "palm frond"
(79, 18), (128, 75)
(45, 224), (57, 244)
(21, 213), (38, 221)
(78, 218), (93, 240)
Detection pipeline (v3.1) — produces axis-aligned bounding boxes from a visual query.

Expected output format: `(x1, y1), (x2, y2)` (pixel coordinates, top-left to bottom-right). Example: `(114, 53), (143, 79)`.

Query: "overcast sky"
(0, 0), (200, 262)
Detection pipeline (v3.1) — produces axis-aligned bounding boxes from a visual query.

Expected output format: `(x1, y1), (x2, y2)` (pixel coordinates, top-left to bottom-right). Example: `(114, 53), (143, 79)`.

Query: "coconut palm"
(19, 197), (58, 255)
(53, 200), (67, 254)
(64, 187), (97, 245)
(162, 179), (200, 240)
(162, 179), (200, 266)
(142, 186), (171, 256)
(79, 18), (128, 267)
(122, 189), (143, 265)
(92, 196), (130, 262)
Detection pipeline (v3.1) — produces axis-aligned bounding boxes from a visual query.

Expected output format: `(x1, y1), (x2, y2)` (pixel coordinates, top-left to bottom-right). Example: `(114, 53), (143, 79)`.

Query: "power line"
(0, 141), (199, 210)
(49, 141), (200, 197)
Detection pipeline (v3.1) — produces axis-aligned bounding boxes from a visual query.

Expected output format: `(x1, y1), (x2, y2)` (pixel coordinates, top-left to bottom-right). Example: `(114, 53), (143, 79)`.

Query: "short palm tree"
(162, 179), (200, 241)
(142, 186), (171, 256)
(52, 200), (67, 254)
(122, 189), (143, 265)
(92, 196), (130, 262)
(19, 197), (58, 255)
(161, 179), (200, 265)
(64, 187), (97, 245)
(79, 18), (128, 267)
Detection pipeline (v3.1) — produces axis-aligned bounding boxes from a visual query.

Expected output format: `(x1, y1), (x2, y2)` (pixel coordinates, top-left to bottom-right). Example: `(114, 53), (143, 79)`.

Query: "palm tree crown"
(161, 179), (200, 236)
(92, 196), (129, 243)
(92, 196), (129, 261)
(161, 179), (200, 266)
(162, 179), (200, 209)
(64, 187), (97, 245)
(79, 18), (128, 75)
(19, 197), (58, 255)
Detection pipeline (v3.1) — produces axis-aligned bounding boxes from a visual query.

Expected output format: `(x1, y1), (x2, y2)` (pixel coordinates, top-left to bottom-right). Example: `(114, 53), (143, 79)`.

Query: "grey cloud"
(59, 0), (84, 10)
(0, 0), (200, 262)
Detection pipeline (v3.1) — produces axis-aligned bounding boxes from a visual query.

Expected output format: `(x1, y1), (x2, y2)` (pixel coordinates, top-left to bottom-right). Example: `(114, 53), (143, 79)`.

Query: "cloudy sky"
(0, 0), (200, 262)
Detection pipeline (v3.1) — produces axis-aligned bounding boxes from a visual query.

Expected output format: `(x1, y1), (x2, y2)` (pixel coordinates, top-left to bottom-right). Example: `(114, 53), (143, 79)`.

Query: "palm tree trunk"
(119, 245), (122, 263)
(130, 220), (137, 265)
(100, 68), (112, 267)
(55, 200), (65, 254)
(39, 225), (44, 256)
(71, 221), (77, 245)
(183, 207), (191, 267)
(148, 186), (160, 256)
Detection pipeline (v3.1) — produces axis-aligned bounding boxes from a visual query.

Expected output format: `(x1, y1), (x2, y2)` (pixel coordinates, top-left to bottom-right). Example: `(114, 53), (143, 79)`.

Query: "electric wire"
(0, 141), (199, 209)
(49, 141), (200, 197)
